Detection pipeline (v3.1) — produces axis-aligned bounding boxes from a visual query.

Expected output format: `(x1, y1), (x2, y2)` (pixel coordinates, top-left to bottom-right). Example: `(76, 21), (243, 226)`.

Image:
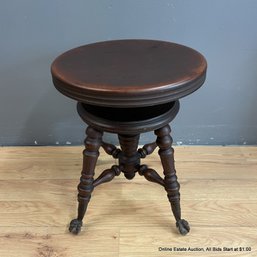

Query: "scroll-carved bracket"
(101, 141), (122, 159)
(138, 165), (165, 187)
(93, 165), (121, 188)
(138, 142), (157, 158)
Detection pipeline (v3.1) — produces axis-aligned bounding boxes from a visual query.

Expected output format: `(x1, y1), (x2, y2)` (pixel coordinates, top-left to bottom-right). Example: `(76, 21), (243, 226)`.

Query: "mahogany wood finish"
(76, 101), (180, 134)
(69, 126), (102, 234)
(155, 125), (190, 235)
(51, 40), (207, 107)
(51, 39), (207, 236)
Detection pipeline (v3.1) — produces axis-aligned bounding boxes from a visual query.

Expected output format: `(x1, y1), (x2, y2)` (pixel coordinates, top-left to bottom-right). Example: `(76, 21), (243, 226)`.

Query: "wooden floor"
(0, 146), (256, 257)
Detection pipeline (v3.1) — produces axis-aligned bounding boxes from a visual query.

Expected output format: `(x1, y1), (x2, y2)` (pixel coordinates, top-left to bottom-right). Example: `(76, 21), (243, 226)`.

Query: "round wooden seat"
(51, 39), (207, 107)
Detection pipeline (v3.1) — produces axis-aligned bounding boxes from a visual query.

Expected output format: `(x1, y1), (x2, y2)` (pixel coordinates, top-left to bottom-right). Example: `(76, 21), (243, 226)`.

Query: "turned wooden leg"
(69, 126), (103, 234)
(155, 125), (190, 235)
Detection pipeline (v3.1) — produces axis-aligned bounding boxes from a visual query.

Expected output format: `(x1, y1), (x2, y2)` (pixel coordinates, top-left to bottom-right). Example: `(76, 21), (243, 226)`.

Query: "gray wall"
(1, 0), (257, 146)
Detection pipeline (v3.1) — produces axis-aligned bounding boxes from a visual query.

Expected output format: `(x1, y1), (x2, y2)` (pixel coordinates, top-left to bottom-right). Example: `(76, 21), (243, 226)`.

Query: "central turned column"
(118, 134), (140, 180)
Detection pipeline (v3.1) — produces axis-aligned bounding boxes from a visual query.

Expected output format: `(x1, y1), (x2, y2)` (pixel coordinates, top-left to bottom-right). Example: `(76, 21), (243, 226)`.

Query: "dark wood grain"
(138, 165), (165, 187)
(69, 126), (102, 234)
(155, 125), (190, 235)
(51, 39), (207, 107)
(51, 39), (207, 236)
(118, 134), (140, 180)
(93, 165), (121, 187)
(76, 100), (180, 134)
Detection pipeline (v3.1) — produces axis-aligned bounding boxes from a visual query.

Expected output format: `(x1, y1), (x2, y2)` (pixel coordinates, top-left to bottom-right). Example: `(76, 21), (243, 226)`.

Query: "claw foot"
(176, 219), (190, 235)
(69, 219), (83, 234)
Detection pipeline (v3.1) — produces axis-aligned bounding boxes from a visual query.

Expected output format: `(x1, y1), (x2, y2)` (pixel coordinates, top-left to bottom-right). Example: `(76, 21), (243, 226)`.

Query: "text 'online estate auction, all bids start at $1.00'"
(158, 246), (252, 252)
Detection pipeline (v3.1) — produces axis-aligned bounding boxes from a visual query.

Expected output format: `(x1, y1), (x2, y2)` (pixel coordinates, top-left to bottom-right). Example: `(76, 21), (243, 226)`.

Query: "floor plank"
(0, 146), (256, 256)
(0, 227), (119, 257)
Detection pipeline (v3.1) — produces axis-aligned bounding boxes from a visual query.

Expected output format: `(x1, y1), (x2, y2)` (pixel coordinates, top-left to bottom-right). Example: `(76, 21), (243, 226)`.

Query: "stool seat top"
(51, 39), (207, 107)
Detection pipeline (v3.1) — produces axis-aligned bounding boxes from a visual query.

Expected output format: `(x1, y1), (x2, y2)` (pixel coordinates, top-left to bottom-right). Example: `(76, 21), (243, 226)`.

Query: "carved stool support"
(138, 142), (165, 186)
(52, 39), (207, 237)
(118, 134), (140, 180)
(69, 126), (102, 234)
(155, 125), (190, 235)
(69, 123), (190, 235)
